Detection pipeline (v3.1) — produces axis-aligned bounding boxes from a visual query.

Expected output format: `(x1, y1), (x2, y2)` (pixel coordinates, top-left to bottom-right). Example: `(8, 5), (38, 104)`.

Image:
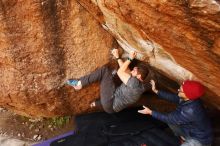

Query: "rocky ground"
(0, 107), (74, 146)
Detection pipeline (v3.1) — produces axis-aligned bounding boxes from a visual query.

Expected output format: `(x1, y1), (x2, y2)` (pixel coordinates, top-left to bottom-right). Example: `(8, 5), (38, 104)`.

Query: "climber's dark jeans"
(80, 65), (116, 113)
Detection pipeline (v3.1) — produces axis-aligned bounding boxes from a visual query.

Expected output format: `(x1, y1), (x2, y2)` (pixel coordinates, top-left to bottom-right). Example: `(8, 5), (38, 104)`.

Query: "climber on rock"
(66, 48), (155, 113)
(138, 80), (213, 146)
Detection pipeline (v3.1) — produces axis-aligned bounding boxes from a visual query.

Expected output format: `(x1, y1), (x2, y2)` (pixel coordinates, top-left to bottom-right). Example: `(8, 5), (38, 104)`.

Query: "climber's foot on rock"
(66, 79), (82, 90)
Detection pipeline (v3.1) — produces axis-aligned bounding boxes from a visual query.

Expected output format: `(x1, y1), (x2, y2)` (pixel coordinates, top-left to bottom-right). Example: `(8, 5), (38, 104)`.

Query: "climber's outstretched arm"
(112, 48), (131, 73)
(117, 51), (136, 84)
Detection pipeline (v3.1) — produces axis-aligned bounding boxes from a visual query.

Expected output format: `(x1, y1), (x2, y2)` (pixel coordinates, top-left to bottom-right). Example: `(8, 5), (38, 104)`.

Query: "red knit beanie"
(182, 80), (205, 100)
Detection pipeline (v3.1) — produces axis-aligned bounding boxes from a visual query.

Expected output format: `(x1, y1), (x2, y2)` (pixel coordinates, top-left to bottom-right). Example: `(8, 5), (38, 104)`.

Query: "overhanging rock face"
(0, 0), (113, 117)
(77, 0), (220, 109)
(0, 0), (219, 117)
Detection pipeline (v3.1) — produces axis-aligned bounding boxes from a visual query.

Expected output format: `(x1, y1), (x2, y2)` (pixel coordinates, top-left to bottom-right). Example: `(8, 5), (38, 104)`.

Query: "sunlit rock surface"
(77, 0), (220, 109)
(0, 0), (113, 117)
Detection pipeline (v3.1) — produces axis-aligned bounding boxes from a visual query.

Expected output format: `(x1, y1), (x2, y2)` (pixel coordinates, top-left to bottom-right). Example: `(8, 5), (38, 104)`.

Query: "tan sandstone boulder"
(0, 0), (220, 117)
(0, 0), (113, 117)
(77, 0), (220, 109)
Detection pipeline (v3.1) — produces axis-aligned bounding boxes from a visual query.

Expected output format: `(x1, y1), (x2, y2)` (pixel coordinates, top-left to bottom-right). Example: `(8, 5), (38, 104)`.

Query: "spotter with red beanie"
(138, 80), (213, 146)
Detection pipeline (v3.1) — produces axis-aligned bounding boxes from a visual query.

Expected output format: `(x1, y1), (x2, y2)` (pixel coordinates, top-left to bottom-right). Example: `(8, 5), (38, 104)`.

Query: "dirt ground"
(0, 107), (75, 145)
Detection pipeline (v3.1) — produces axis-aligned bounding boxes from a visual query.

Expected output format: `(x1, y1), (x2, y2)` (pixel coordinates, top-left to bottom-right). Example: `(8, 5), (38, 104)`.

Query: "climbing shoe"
(66, 79), (79, 86)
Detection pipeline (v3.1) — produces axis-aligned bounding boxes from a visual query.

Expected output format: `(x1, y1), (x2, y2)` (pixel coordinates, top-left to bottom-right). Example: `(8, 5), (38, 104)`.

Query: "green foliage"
(49, 116), (70, 127)
(19, 115), (29, 121)
(17, 115), (71, 128)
